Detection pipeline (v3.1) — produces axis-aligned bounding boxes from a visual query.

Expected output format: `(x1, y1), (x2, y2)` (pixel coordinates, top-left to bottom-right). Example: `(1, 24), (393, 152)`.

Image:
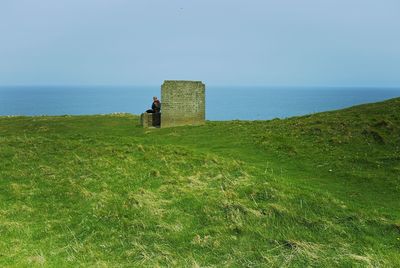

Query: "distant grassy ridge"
(0, 98), (399, 266)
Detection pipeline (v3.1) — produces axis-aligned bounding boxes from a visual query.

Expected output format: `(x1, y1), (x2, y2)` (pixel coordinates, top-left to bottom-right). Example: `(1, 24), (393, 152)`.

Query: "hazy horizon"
(1, 84), (400, 88)
(1, 86), (399, 119)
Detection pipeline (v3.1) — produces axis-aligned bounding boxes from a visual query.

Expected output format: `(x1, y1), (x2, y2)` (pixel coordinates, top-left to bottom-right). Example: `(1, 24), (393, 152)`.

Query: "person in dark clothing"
(146, 96), (161, 113)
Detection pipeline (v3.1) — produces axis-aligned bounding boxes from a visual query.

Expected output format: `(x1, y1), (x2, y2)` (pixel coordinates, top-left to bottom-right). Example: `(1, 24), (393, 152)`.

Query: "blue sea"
(0, 86), (399, 120)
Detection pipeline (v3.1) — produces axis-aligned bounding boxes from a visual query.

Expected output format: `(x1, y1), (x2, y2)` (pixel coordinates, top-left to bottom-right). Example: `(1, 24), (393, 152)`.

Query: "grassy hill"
(1, 98), (399, 267)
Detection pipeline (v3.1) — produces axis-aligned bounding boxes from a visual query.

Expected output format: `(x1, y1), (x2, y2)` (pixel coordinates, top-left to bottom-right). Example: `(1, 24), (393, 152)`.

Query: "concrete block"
(161, 80), (205, 128)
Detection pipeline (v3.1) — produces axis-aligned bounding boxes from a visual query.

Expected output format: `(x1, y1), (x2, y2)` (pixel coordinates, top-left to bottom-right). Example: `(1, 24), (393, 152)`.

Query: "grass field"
(1, 98), (399, 267)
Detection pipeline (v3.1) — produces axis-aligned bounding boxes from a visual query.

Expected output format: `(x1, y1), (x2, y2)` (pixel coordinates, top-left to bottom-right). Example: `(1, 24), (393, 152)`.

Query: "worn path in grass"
(0, 98), (399, 266)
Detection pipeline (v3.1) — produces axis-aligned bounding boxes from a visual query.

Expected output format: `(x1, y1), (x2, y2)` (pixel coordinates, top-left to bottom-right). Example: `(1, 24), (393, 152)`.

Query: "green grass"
(1, 98), (399, 267)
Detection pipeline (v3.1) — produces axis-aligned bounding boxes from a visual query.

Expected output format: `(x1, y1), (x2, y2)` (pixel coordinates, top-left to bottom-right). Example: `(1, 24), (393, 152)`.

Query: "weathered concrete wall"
(161, 80), (205, 128)
(140, 112), (160, 128)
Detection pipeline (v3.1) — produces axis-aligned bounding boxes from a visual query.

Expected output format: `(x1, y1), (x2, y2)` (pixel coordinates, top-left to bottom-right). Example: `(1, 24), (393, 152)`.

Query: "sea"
(0, 86), (399, 121)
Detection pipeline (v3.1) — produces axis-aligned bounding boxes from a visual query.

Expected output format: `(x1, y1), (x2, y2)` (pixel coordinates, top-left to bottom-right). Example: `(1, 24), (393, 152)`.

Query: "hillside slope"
(0, 98), (399, 266)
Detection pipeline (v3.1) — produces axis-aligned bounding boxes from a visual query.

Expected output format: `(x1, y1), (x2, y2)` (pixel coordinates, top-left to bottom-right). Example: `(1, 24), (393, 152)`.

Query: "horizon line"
(1, 84), (400, 89)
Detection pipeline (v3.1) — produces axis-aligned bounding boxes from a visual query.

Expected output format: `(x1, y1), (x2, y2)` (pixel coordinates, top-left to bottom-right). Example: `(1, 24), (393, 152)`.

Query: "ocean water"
(0, 86), (399, 120)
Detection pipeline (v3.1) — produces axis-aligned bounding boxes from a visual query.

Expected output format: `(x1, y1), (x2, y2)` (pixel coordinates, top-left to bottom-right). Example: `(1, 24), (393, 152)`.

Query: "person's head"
(153, 96), (158, 101)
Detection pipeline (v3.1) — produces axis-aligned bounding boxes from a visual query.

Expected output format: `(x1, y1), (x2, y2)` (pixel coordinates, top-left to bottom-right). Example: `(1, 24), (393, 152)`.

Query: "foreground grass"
(0, 98), (399, 267)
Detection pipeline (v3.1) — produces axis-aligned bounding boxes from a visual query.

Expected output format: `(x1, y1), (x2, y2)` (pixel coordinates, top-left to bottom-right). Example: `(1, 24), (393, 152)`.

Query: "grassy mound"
(1, 98), (399, 266)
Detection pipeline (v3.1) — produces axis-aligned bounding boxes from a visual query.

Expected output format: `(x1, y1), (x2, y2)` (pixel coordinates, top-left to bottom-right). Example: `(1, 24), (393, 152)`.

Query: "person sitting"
(146, 96), (161, 113)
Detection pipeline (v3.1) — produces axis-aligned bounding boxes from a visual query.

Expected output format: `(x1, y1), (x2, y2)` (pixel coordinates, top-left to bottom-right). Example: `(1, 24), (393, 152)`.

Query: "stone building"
(140, 80), (205, 128)
(161, 80), (205, 128)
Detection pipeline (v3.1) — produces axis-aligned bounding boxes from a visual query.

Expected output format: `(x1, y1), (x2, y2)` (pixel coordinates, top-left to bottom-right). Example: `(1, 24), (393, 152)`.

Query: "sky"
(0, 0), (399, 87)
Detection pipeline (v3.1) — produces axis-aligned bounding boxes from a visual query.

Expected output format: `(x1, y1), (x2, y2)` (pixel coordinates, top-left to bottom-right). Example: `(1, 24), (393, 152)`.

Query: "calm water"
(0, 86), (399, 120)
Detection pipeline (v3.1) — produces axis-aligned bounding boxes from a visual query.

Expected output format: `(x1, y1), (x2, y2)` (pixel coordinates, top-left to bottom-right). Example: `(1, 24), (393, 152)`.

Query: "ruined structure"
(140, 112), (161, 128)
(161, 80), (205, 128)
(140, 80), (205, 128)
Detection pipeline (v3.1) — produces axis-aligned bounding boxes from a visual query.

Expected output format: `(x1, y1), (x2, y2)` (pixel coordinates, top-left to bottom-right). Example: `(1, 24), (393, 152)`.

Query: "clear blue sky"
(1, 0), (399, 86)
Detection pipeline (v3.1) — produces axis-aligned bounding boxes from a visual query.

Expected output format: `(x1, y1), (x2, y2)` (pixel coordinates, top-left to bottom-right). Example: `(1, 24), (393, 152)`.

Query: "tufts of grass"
(0, 98), (399, 266)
